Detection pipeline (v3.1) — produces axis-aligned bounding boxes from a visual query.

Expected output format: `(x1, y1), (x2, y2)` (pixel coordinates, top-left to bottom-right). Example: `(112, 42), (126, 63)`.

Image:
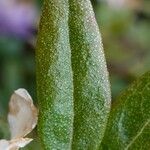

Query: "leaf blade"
(69, 0), (111, 149)
(101, 71), (150, 150)
(36, 1), (74, 149)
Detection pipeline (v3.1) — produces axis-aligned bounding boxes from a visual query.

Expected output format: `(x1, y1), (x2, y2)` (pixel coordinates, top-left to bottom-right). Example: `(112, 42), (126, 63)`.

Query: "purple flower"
(0, 0), (38, 39)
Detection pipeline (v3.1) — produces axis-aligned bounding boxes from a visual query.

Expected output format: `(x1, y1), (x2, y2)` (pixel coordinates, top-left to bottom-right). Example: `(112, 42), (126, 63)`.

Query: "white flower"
(0, 88), (38, 150)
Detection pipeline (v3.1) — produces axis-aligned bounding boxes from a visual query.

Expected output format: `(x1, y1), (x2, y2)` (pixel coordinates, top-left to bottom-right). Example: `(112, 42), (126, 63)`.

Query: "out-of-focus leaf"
(21, 136), (42, 150)
(0, 119), (10, 140)
(0, 37), (23, 57)
(100, 71), (150, 149)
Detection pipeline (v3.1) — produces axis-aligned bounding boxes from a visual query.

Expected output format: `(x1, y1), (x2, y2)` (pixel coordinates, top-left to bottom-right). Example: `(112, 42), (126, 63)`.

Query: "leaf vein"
(125, 119), (150, 150)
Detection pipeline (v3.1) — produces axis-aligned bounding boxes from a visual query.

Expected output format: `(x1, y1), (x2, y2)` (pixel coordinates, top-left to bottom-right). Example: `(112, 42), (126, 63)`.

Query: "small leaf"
(101, 72), (150, 149)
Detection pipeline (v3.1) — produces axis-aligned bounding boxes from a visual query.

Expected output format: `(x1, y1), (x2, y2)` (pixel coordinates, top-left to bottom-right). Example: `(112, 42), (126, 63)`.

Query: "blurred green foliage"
(93, 1), (150, 98)
(0, 0), (149, 149)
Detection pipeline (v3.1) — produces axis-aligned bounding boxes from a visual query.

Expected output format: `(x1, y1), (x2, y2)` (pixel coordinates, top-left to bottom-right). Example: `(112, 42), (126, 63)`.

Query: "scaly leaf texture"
(101, 71), (150, 150)
(36, 1), (74, 149)
(69, 0), (111, 149)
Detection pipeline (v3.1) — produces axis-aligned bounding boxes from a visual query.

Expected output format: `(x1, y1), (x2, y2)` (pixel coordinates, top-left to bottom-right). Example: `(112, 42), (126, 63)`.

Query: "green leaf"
(36, 0), (111, 149)
(101, 71), (150, 150)
(69, 0), (111, 149)
(0, 118), (10, 139)
(36, 1), (74, 149)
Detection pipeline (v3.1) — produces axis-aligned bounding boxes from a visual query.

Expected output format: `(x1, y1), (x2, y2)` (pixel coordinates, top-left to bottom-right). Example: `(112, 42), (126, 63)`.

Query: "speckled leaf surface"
(100, 71), (150, 150)
(36, 1), (74, 149)
(36, 0), (111, 149)
(69, 0), (111, 149)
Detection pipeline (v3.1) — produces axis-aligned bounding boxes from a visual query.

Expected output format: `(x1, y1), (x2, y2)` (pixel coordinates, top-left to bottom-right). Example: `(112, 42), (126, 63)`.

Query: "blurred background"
(0, 0), (149, 149)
